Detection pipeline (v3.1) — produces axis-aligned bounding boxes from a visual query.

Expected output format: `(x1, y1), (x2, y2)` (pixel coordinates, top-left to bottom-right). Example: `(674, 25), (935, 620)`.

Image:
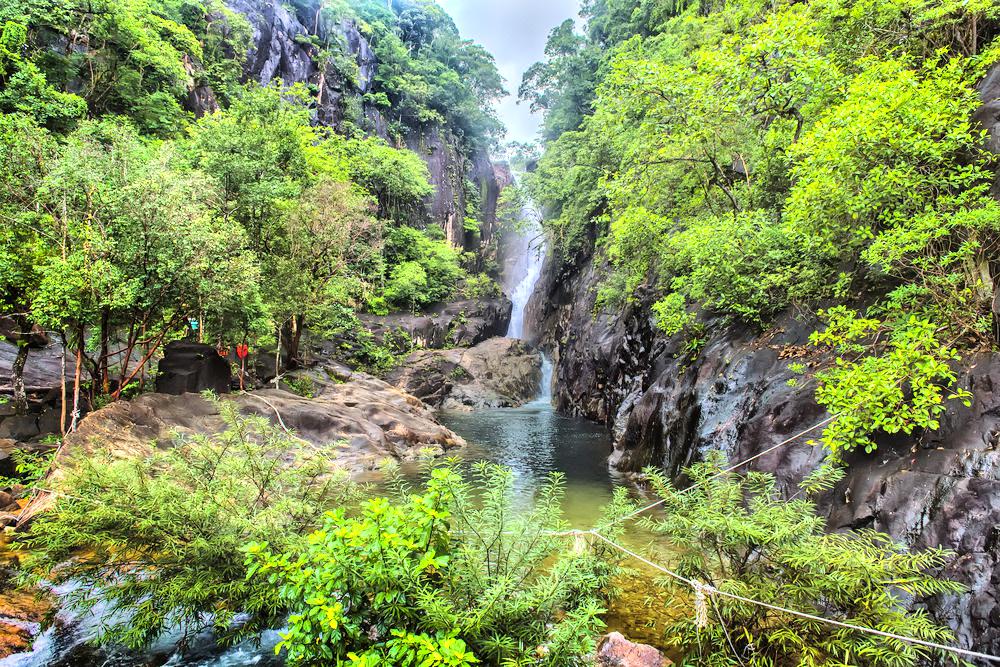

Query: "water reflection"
(439, 401), (624, 529)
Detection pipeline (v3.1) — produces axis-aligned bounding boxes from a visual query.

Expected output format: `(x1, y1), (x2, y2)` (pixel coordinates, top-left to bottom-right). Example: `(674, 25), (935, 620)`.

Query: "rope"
(582, 530), (1000, 665)
(607, 413), (838, 528)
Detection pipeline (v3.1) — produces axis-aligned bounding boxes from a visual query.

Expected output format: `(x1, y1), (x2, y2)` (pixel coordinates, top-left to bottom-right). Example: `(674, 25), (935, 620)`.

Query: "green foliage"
(0, 448), (55, 489)
(327, 134), (434, 222)
(460, 274), (501, 301)
(384, 226), (466, 309)
(642, 453), (964, 667)
(19, 399), (361, 650)
(810, 308), (972, 455)
(352, 0), (505, 149)
(249, 461), (622, 666)
(528, 0), (999, 458)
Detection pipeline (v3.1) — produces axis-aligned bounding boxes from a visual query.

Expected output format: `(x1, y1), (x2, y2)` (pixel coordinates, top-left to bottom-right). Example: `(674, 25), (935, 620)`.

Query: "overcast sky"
(437, 0), (581, 146)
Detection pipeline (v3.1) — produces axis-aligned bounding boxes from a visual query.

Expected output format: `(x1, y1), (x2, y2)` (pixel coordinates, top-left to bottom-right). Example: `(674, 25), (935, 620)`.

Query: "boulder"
(359, 297), (513, 351)
(387, 338), (542, 410)
(596, 633), (670, 667)
(156, 341), (232, 395)
(55, 368), (463, 474)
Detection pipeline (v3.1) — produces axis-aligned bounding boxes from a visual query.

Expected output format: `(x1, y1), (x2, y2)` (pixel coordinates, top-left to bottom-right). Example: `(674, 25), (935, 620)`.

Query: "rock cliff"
(527, 63), (1000, 654)
(214, 0), (506, 248)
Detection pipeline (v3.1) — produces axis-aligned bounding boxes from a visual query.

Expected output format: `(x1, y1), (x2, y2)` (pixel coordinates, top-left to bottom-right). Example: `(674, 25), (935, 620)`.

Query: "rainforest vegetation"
(0, 0), (998, 664)
(0, 0), (503, 416)
(522, 0), (1000, 458)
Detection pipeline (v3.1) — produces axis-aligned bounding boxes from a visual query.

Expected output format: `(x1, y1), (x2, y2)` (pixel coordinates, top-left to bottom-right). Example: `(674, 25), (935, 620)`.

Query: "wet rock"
(0, 565), (56, 659)
(156, 341), (232, 395)
(596, 632), (670, 667)
(387, 338), (542, 409)
(359, 297), (512, 351)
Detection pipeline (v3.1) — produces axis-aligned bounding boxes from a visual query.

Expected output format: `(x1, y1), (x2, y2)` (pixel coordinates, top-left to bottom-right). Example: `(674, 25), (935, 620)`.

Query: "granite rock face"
(359, 297), (512, 351)
(156, 341), (232, 395)
(522, 61), (1000, 653)
(387, 337), (542, 410)
(530, 239), (1000, 653)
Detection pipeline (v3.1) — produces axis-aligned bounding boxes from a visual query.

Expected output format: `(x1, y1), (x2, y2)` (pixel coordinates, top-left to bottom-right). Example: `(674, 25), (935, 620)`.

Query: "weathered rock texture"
(359, 297), (512, 351)
(387, 338), (542, 410)
(156, 341), (232, 395)
(59, 367), (463, 474)
(596, 632), (670, 667)
(523, 59), (1000, 658)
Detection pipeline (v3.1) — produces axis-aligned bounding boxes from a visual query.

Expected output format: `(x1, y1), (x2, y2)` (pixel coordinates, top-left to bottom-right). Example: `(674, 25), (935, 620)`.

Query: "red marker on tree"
(236, 344), (249, 390)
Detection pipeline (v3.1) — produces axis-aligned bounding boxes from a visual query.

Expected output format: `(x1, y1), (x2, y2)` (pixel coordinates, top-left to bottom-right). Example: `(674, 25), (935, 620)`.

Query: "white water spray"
(501, 196), (552, 402)
(504, 202), (545, 341)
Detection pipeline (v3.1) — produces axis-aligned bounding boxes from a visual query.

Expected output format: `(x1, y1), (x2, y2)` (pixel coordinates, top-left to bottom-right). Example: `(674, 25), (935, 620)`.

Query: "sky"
(437, 0), (581, 146)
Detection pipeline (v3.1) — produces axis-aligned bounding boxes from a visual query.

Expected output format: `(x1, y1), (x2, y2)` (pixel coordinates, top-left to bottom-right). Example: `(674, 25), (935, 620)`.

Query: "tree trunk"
(274, 325), (282, 389)
(60, 339), (67, 435)
(11, 343), (29, 416)
(69, 334), (83, 432)
(98, 307), (110, 394)
(283, 315), (305, 370)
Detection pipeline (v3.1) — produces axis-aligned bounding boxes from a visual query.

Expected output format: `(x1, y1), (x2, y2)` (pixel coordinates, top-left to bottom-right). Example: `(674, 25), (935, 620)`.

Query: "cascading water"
(503, 201), (545, 341)
(500, 196), (552, 402)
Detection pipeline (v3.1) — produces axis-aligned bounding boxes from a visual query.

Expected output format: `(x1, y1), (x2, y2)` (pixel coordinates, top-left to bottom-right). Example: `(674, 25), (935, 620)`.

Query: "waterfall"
(532, 353), (553, 404)
(504, 201), (545, 340)
(499, 194), (552, 403)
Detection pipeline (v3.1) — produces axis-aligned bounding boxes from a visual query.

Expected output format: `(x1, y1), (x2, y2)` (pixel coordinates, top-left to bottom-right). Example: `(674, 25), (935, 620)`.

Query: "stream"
(0, 209), (674, 666)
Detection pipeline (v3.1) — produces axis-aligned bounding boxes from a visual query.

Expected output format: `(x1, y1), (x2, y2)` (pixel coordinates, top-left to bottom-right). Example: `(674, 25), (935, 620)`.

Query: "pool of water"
(0, 401), (678, 666)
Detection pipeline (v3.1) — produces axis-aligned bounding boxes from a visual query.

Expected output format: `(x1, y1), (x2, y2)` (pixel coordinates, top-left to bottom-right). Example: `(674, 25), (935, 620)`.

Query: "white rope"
(584, 530), (1000, 665)
(608, 413), (838, 527)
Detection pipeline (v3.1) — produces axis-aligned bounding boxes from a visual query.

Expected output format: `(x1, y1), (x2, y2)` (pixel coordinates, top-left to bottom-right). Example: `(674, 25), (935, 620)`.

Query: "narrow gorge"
(1, 0), (1000, 665)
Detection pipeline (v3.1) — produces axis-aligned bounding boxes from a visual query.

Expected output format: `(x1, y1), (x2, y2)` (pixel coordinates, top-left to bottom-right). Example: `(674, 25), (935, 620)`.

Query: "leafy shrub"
(460, 273), (501, 300)
(19, 398), (360, 650)
(248, 462), (624, 666)
(642, 453), (963, 667)
(384, 226), (466, 309)
(810, 307), (972, 455)
(385, 260), (430, 311)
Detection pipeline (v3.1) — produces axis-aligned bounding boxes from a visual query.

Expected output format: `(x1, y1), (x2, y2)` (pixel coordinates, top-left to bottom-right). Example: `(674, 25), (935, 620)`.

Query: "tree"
(0, 113), (58, 415)
(275, 177), (382, 368)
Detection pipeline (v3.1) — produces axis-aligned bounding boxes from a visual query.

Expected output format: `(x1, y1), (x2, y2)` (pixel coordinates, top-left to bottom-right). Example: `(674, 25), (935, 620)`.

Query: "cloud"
(437, 0), (581, 145)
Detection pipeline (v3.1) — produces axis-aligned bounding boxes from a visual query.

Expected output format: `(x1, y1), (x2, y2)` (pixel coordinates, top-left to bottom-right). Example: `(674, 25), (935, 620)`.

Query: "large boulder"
(359, 297), (513, 351)
(56, 367), (463, 474)
(387, 337), (542, 410)
(156, 341), (232, 395)
(596, 633), (670, 667)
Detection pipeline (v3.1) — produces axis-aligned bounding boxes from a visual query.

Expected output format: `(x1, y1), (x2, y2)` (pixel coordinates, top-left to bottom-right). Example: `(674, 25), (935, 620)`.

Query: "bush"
(385, 260), (430, 311)
(384, 226), (466, 309)
(248, 462), (625, 666)
(18, 398), (361, 650)
(641, 454), (963, 667)
(460, 273), (501, 300)
(809, 308), (972, 455)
